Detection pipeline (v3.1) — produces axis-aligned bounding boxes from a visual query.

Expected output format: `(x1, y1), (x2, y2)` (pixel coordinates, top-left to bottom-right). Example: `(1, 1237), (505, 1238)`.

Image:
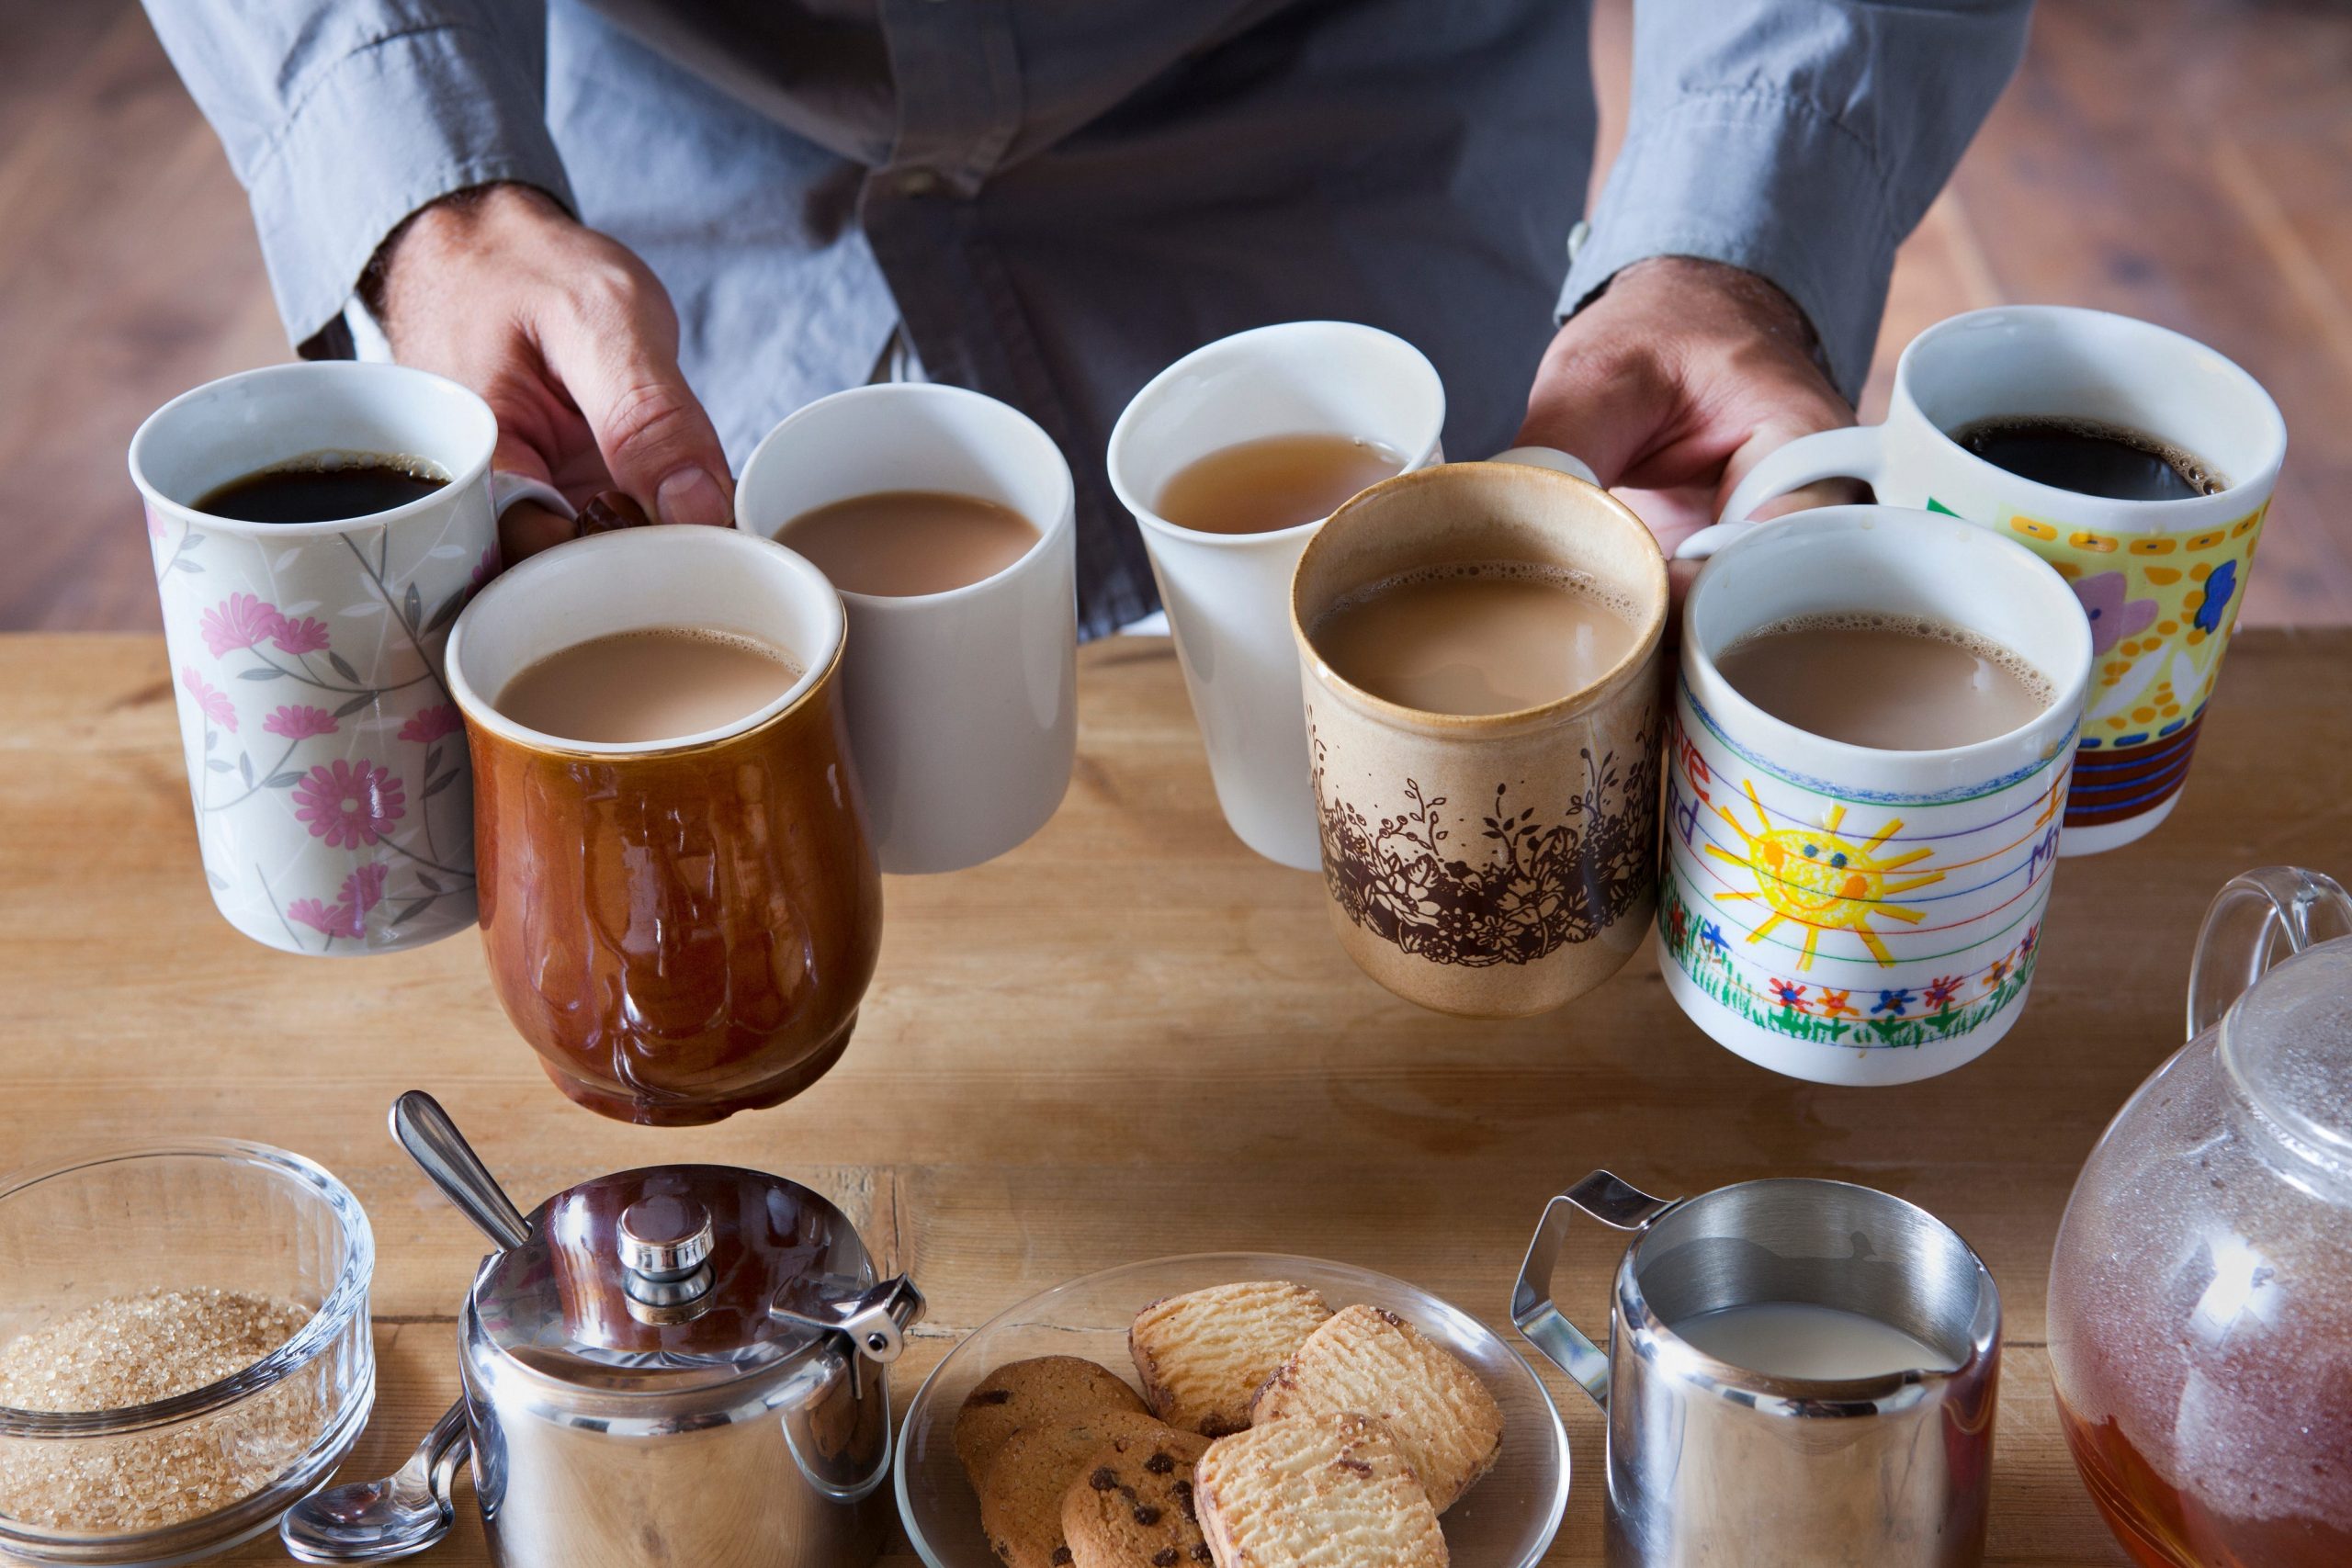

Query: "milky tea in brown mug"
(446, 525), (882, 1125)
(1290, 459), (1668, 1019)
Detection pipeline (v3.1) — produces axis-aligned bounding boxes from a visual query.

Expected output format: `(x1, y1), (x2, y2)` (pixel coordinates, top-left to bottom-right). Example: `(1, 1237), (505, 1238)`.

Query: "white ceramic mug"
(1107, 322), (1448, 870)
(130, 363), (565, 955)
(1693, 306), (2286, 856)
(1664, 506), (2093, 1085)
(736, 384), (1078, 875)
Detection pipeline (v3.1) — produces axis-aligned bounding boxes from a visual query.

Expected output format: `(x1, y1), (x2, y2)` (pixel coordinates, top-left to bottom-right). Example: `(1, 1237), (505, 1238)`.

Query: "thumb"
(1514, 344), (1679, 491)
(545, 317), (735, 529)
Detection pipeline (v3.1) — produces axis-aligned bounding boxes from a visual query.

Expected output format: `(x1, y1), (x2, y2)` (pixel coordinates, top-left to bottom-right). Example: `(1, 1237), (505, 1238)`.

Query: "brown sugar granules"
(0, 1289), (322, 1532)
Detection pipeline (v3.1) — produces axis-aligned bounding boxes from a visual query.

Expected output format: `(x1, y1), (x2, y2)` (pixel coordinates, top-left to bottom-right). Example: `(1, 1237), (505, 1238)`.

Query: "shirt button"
(896, 169), (942, 197)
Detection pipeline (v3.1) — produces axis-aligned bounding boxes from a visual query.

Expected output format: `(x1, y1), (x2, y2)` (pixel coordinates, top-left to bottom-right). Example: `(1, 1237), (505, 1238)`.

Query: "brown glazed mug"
(446, 525), (881, 1124)
(1291, 458), (1669, 1017)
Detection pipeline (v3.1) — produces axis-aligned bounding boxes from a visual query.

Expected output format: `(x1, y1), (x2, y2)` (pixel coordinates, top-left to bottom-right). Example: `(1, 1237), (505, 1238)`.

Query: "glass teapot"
(2048, 866), (2352, 1568)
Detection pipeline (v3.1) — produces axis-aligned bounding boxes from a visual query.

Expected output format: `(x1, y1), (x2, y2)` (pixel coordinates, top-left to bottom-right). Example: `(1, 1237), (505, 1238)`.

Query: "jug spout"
(1510, 1170), (1677, 1409)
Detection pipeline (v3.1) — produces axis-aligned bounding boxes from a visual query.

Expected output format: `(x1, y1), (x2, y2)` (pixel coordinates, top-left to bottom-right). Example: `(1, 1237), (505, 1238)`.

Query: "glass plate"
(894, 1252), (1568, 1567)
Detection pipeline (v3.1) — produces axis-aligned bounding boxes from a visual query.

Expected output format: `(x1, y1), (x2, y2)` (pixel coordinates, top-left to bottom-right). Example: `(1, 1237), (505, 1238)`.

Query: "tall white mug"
(1107, 322), (1447, 870)
(130, 363), (562, 955)
(1690, 306), (2286, 855)
(736, 384), (1079, 874)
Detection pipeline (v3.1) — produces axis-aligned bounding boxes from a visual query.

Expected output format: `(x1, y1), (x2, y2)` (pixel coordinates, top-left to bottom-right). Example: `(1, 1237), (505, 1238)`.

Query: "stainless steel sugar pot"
(310, 1093), (923, 1568)
(1512, 1170), (2000, 1568)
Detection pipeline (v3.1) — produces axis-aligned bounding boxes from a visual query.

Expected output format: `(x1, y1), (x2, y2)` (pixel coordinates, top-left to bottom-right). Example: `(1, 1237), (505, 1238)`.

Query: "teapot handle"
(2187, 866), (2352, 1039)
(1509, 1170), (1678, 1411)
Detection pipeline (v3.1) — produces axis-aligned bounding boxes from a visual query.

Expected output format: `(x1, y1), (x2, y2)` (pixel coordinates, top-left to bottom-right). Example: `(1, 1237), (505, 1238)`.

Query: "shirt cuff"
(1558, 87), (1900, 402)
(243, 25), (576, 349)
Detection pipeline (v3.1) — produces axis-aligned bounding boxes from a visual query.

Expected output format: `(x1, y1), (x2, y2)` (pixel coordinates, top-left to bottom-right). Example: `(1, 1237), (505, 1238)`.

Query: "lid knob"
(619, 1195), (715, 1282)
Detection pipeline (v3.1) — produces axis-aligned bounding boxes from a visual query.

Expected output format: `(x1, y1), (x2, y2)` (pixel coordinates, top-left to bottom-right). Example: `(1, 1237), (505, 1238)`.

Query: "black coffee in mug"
(195, 451), (449, 524)
(1951, 414), (2222, 502)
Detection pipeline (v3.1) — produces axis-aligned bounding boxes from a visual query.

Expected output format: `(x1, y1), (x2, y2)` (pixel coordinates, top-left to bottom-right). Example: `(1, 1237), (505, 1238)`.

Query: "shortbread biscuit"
(1129, 1280), (1332, 1436)
(1193, 1412), (1447, 1568)
(956, 1355), (1149, 1479)
(1250, 1303), (1503, 1512)
(1058, 1421), (1213, 1568)
(978, 1410), (1174, 1568)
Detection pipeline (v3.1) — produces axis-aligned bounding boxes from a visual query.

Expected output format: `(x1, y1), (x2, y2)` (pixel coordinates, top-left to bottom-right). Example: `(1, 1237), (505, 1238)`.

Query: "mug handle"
(2186, 867), (2352, 1039)
(491, 471), (575, 522)
(1674, 424), (1889, 561)
(1510, 1169), (1679, 1411)
(1490, 445), (1600, 485)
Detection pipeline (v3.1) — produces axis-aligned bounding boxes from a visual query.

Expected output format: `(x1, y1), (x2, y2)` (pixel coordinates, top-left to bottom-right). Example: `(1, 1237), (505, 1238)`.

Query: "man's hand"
(1517, 256), (1863, 562)
(368, 183), (733, 563)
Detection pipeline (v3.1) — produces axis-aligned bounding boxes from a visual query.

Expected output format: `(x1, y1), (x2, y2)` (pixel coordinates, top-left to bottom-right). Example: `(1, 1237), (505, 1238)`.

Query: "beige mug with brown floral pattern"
(1290, 456), (1668, 1017)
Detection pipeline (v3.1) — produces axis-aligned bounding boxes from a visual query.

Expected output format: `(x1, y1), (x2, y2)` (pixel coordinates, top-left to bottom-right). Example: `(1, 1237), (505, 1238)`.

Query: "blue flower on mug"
(1872, 988), (1915, 1017)
(2192, 559), (2237, 635)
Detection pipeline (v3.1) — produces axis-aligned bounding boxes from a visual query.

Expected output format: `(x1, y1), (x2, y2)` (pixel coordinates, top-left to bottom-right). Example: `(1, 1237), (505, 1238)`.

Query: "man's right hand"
(368, 183), (734, 564)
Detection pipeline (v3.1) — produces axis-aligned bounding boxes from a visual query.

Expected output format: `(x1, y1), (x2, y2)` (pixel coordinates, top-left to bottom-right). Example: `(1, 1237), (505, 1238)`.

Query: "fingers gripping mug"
(1695, 306), (2286, 854)
(130, 363), (569, 955)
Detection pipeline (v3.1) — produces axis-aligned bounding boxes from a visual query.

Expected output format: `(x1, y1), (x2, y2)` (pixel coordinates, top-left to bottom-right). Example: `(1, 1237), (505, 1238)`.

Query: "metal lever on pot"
(775, 1275), (927, 1364)
(1509, 1169), (1678, 1406)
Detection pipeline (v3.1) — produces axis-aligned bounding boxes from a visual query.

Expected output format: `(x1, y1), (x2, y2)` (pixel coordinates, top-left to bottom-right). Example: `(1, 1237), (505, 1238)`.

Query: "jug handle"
(2187, 866), (2352, 1040)
(1510, 1170), (1678, 1411)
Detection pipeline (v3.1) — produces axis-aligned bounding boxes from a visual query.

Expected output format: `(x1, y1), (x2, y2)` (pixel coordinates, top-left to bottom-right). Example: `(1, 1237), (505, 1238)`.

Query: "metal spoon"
(281, 1398), (469, 1563)
(389, 1089), (534, 1250)
(282, 1093), (532, 1562)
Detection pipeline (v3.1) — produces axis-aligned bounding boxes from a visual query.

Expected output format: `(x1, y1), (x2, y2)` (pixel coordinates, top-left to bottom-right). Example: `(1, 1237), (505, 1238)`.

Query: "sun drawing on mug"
(1703, 781), (1943, 969)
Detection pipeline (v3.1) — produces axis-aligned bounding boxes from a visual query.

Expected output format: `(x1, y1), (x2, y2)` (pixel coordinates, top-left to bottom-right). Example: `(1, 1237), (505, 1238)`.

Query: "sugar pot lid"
(390, 1092), (922, 1401)
(469, 1163), (920, 1395)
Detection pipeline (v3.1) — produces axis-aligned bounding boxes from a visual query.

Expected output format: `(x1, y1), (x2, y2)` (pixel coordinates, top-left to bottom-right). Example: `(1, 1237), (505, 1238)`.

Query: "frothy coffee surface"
(494, 627), (802, 745)
(780, 491), (1039, 597)
(1310, 562), (1641, 716)
(1715, 614), (2052, 750)
(1156, 433), (1405, 535)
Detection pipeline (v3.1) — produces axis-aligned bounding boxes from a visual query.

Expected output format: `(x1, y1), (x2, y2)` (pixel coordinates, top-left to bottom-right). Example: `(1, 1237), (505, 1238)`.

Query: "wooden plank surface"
(6, 0), (2352, 633)
(5, 629), (2350, 1565)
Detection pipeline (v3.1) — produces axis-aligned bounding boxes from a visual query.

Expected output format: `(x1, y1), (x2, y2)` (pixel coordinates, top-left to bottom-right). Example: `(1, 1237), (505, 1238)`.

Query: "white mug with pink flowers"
(130, 363), (566, 955)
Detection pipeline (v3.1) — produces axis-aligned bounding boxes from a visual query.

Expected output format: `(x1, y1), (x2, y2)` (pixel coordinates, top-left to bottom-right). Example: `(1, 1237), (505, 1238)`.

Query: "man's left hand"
(1516, 255), (1863, 562)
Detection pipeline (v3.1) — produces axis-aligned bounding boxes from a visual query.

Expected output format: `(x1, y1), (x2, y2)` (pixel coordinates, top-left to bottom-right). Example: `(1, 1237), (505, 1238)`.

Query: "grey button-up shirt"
(145, 0), (2030, 639)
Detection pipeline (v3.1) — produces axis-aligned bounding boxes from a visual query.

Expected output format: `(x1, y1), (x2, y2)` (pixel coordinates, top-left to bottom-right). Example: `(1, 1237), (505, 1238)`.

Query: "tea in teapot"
(2048, 867), (2352, 1567)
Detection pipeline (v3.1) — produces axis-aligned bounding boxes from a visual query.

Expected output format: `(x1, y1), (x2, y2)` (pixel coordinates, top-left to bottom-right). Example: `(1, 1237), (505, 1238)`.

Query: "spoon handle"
(390, 1091), (532, 1251)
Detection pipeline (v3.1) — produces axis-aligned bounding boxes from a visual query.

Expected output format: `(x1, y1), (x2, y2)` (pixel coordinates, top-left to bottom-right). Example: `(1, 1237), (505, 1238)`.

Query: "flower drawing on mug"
(2070, 571), (2159, 657)
(181, 665), (238, 732)
(1702, 782), (1942, 969)
(199, 591), (285, 657)
(1310, 732), (1658, 969)
(292, 760), (407, 849)
(263, 705), (339, 741)
(272, 615), (334, 656)
(398, 704), (464, 744)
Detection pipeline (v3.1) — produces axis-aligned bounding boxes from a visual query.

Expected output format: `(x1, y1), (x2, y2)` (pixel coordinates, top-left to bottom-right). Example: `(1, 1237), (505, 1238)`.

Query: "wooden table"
(5, 629), (2348, 1566)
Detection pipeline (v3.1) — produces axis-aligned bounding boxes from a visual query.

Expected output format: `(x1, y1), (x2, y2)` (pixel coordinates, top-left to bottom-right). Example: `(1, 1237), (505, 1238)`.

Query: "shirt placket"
(861, 0), (1159, 636)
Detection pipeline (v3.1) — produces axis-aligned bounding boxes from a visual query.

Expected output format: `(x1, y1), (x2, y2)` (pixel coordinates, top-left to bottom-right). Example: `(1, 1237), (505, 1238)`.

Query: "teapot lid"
(2223, 942), (2352, 1175)
(467, 1164), (915, 1395)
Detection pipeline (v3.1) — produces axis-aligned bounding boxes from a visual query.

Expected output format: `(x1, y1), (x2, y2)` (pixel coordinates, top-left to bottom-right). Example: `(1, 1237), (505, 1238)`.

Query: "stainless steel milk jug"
(1512, 1170), (2000, 1567)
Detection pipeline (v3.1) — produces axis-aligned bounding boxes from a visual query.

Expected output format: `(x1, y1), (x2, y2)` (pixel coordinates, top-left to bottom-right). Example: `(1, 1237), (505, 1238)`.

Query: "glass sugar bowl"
(2048, 866), (2352, 1567)
(0, 1141), (375, 1565)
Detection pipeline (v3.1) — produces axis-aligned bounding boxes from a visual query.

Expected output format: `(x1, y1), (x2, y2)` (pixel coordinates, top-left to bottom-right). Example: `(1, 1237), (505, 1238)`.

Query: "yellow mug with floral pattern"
(1695, 306), (2285, 855)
